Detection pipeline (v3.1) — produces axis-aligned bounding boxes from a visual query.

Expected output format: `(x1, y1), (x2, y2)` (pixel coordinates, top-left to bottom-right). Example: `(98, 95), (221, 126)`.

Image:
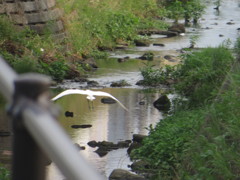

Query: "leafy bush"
(234, 38), (240, 59)
(0, 164), (10, 180)
(174, 46), (234, 107)
(0, 15), (18, 41)
(59, 0), (168, 54)
(132, 45), (240, 180)
(106, 12), (139, 41)
(140, 63), (175, 86)
(132, 108), (205, 178)
(178, 71), (240, 179)
(183, 0), (205, 24)
(12, 57), (39, 74)
(39, 60), (69, 82)
(164, 0), (205, 24)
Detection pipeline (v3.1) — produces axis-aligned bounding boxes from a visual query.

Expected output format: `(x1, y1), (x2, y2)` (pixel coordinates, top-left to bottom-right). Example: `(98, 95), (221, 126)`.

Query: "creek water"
(0, 0), (239, 179)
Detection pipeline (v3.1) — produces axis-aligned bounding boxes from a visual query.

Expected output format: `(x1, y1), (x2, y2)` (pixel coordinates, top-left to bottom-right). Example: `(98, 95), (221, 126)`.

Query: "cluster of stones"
(0, 0), (64, 37)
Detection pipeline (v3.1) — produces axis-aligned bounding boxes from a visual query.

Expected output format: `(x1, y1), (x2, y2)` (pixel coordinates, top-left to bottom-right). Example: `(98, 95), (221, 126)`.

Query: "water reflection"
(47, 88), (164, 179)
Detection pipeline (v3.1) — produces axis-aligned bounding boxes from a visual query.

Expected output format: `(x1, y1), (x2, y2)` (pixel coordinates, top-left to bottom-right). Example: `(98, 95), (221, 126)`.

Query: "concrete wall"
(0, 0), (64, 37)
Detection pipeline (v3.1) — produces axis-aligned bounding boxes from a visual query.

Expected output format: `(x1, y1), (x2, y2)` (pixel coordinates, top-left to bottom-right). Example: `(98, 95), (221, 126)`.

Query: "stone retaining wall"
(0, 0), (64, 37)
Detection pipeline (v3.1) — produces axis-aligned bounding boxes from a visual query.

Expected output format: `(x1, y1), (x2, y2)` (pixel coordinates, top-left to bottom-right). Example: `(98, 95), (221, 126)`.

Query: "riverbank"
(0, 0), (206, 82)
(128, 39), (240, 179)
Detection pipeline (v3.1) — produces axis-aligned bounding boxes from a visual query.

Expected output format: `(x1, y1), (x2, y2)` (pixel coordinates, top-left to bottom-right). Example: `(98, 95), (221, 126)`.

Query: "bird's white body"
(51, 89), (128, 111)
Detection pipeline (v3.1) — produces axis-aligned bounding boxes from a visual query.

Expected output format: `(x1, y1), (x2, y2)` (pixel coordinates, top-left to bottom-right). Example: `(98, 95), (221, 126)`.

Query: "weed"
(140, 63), (175, 86)
(0, 164), (10, 180)
(174, 46), (234, 107)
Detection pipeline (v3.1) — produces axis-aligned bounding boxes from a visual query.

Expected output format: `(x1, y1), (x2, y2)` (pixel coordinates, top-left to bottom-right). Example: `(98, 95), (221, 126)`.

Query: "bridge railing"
(0, 57), (104, 180)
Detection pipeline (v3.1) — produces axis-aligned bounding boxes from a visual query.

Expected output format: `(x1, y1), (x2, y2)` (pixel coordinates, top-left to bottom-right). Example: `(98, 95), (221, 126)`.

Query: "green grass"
(57, 0), (168, 54)
(132, 41), (240, 179)
(0, 164), (10, 180)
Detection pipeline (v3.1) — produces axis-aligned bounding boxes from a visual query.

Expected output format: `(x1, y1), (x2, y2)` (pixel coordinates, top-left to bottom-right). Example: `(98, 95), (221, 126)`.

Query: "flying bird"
(51, 89), (128, 111)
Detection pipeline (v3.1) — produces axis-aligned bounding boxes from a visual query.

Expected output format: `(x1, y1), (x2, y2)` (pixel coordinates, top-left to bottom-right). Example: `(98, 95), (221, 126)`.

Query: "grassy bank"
(0, 0), (205, 81)
(132, 40), (240, 179)
(0, 0), (168, 82)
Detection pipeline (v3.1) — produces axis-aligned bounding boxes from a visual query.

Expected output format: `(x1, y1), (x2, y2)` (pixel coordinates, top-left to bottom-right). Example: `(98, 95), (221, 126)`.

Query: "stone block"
(26, 8), (62, 24)
(5, 0), (15, 3)
(29, 20), (64, 34)
(45, 0), (56, 9)
(21, 0), (56, 12)
(6, 3), (17, 13)
(10, 14), (28, 24)
(21, 2), (40, 12)
(0, 4), (5, 14)
(52, 32), (66, 42)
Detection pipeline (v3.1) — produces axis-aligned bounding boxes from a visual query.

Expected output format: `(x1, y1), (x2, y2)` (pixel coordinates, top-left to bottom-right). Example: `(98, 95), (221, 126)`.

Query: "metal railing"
(0, 57), (104, 180)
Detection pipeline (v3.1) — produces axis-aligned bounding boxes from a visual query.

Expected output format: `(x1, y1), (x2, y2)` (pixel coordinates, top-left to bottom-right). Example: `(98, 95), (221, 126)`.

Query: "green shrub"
(179, 71), (240, 179)
(164, 0), (205, 24)
(174, 46), (234, 107)
(0, 15), (18, 41)
(132, 45), (240, 179)
(0, 164), (10, 180)
(140, 63), (175, 86)
(12, 57), (39, 74)
(132, 108), (205, 178)
(106, 12), (139, 41)
(234, 38), (240, 58)
(39, 60), (69, 82)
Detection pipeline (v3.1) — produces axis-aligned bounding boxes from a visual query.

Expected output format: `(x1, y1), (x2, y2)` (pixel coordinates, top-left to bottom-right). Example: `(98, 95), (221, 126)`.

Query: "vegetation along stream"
(0, 0), (240, 179)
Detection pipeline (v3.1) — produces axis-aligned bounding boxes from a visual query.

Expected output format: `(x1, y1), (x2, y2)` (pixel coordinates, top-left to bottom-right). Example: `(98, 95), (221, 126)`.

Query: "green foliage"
(166, 0), (185, 23)
(0, 164), (10, 180)
(0, 15), (71, 81)
(178, 71), (240, 179)
(59, 0), (168, 54)
(164, 0), (205, 23)
(106, 12), (139, 41)
(12, 57), (39, 74)
(0, 15), (18, 41)
(174, 46), (234, 107)
(234, 38), (240, 59)
(132, 109), (205, 178)
(189, 34), (199, 48)
(39, 60), (69, 82)
(214, 0), (221, 8)
(132, 45), (240, 179)
(140, 64), (175, 86)
(183, 0), (205, 23)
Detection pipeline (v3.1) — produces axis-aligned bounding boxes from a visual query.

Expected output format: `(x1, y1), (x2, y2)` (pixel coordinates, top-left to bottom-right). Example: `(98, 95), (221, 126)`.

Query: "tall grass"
(56, 0), (168, 54)
(132, 42), (240, 179)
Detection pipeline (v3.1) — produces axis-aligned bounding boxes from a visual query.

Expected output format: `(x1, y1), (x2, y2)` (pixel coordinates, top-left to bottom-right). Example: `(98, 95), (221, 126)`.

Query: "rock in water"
(153, 95), (171, 111)
(109, 169), (146, 180)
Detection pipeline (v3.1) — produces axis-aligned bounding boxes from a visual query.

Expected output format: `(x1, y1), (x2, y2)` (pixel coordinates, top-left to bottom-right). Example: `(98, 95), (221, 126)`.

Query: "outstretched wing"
(91, 90), (128, 111)
(52, 89), (128, 111)
(51, 89), (89, 101)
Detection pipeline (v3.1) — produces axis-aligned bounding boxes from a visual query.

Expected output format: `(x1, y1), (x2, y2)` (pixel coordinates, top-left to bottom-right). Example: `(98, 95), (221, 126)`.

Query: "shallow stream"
(47, 0), (240, 179)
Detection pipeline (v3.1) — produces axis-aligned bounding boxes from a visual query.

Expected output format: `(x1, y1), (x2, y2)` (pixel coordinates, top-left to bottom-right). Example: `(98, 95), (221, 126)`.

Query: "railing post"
(8, 74), (52, 180)
(0, 57), (104, 180)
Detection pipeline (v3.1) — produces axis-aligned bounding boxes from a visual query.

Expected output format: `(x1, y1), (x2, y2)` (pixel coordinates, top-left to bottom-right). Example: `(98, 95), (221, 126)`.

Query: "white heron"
(51, 89), (128, 111)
